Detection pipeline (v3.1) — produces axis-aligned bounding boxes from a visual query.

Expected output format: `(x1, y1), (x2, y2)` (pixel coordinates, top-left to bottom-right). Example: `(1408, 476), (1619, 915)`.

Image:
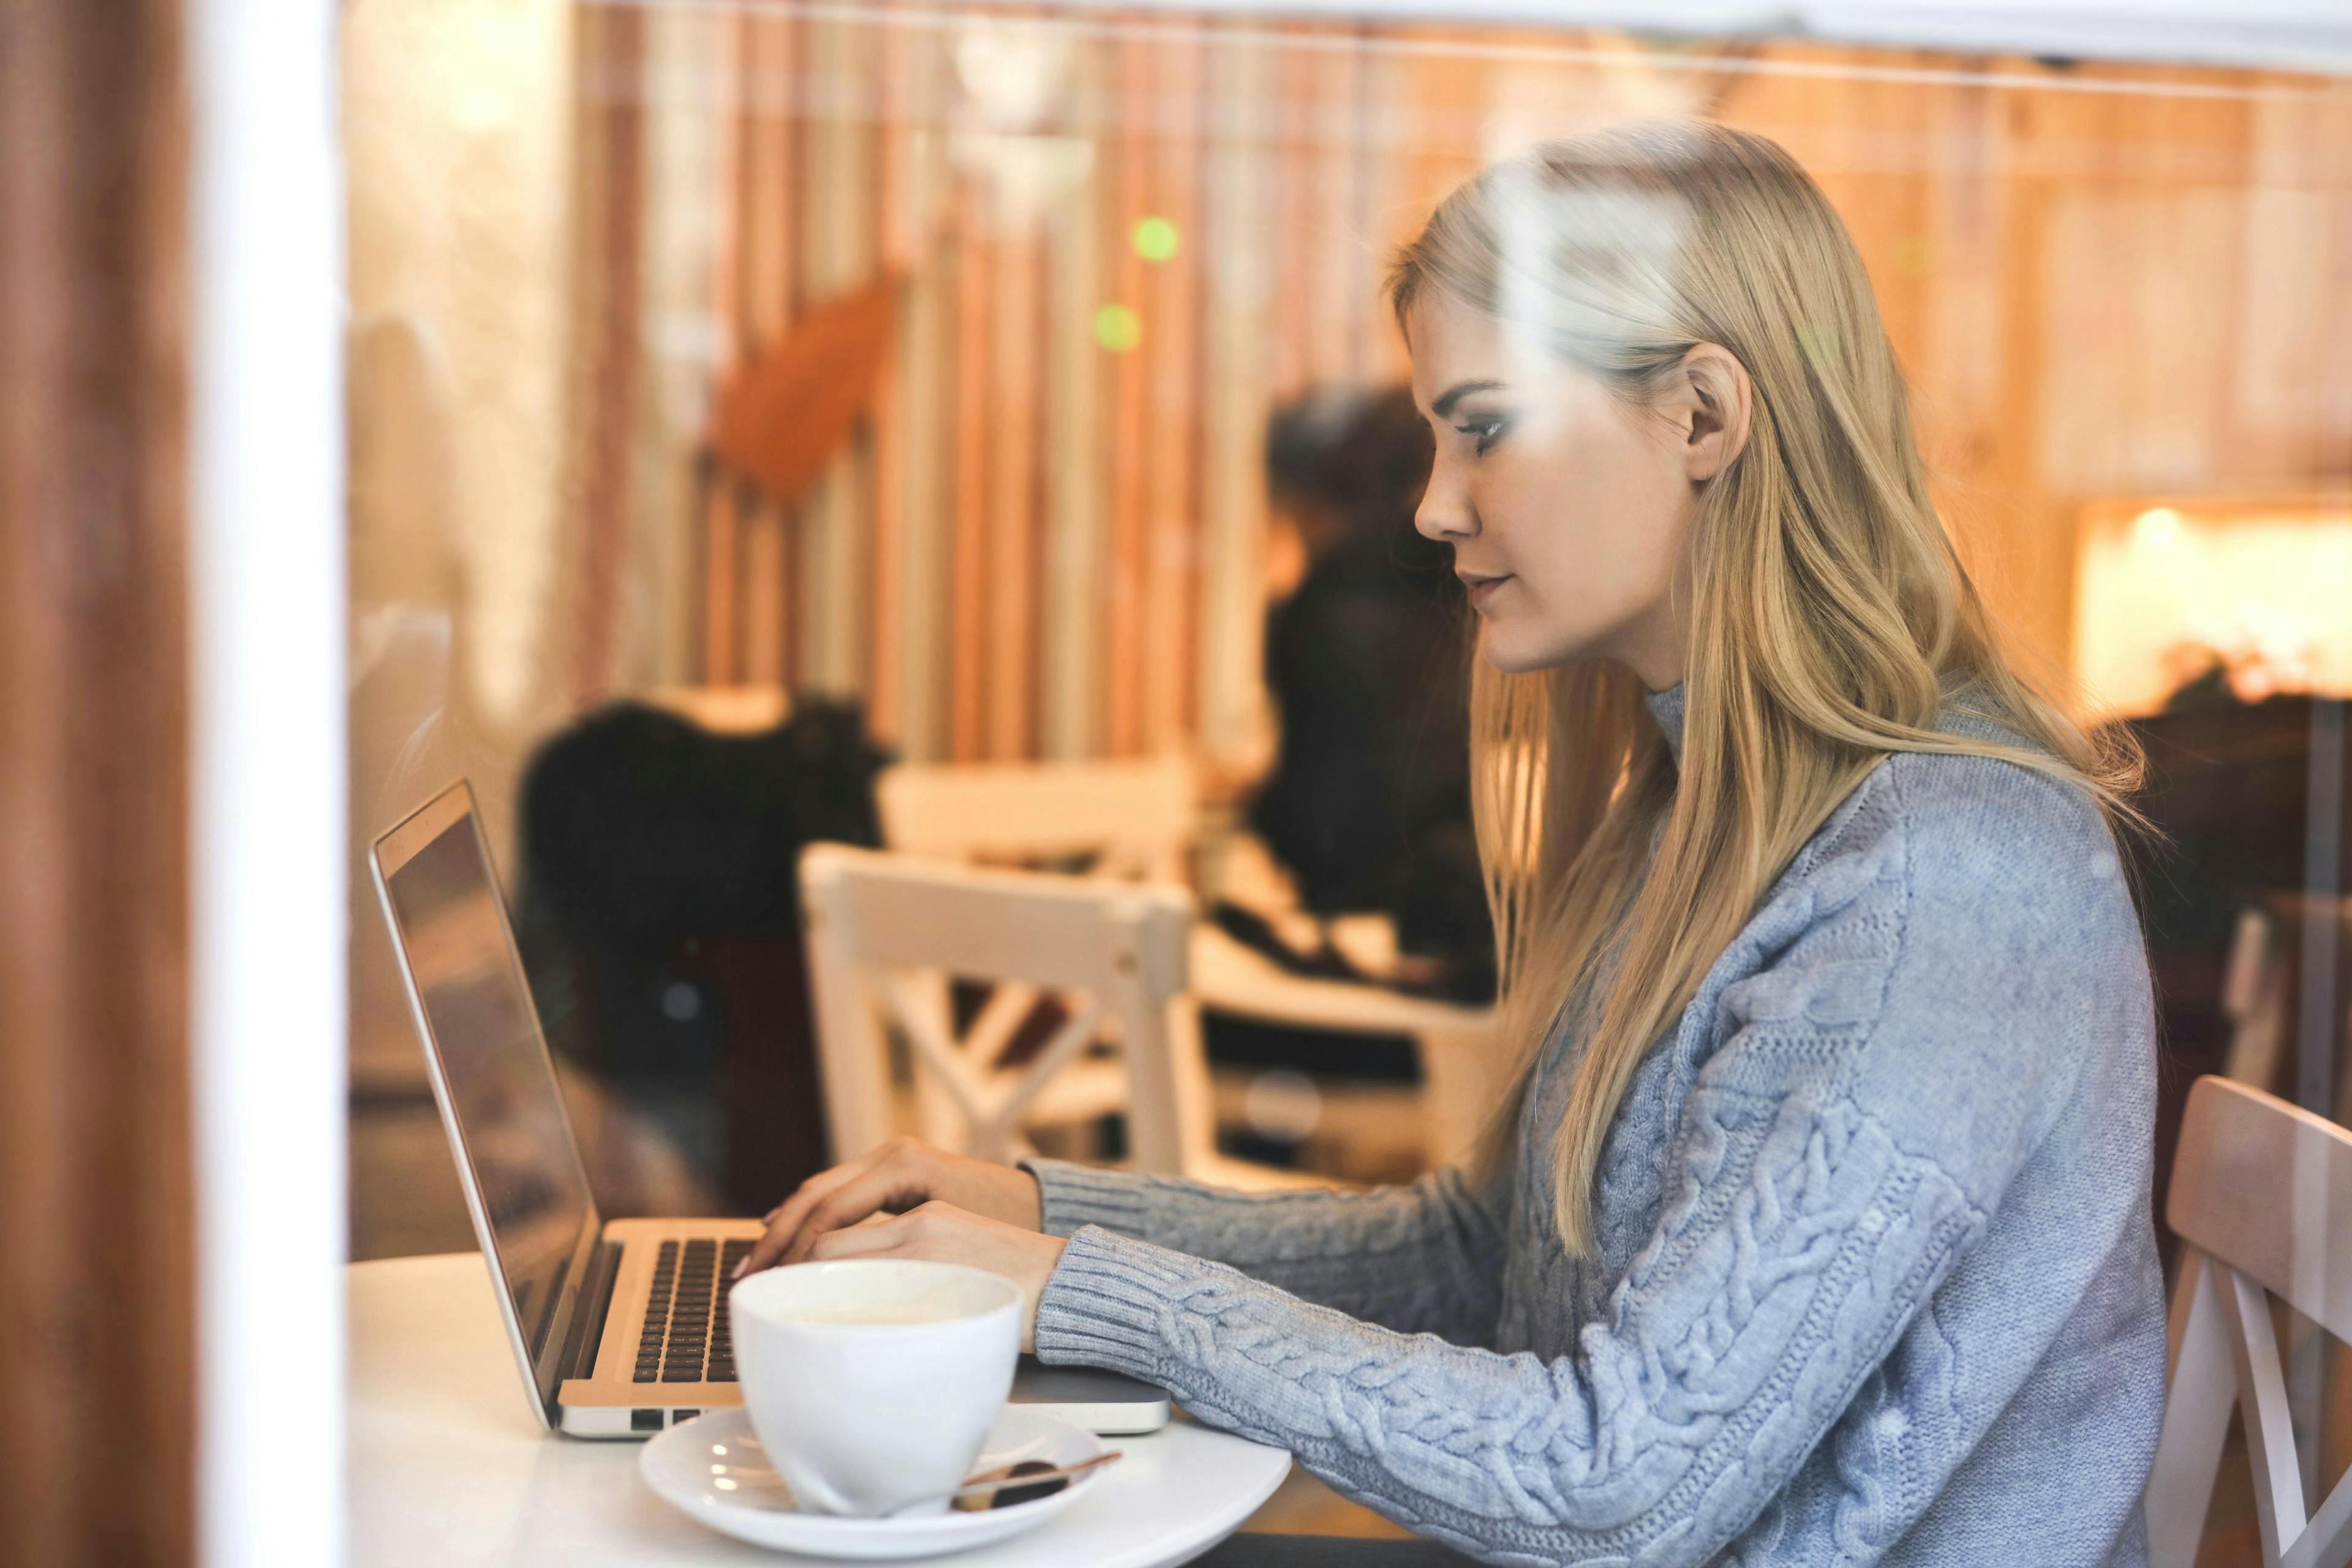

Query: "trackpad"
(1010, 1354), (1172, 1434)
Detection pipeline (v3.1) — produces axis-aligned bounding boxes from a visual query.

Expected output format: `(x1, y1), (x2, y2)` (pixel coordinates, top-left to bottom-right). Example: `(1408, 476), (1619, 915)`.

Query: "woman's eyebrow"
(1431, 379), (1504, 418)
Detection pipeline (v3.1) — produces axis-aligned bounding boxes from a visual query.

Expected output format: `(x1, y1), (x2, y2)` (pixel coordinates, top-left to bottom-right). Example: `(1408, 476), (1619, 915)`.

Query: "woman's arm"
(1022, 1156), (1512, 1346)
(1031, 762), (2152, 1566)
(735, 1104), (1511, 1351)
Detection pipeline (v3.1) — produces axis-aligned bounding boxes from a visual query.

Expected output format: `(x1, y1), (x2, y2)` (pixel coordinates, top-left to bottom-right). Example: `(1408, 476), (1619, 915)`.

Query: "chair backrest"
(2148, 1074), (2352, 1568)
(875, 756), (1197, 883)
(797, 842), (1212, 1172)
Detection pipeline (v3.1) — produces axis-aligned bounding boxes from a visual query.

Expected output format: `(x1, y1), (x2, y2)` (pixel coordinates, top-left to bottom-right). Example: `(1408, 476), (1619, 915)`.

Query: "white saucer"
(639, 1406), (1107, 1560)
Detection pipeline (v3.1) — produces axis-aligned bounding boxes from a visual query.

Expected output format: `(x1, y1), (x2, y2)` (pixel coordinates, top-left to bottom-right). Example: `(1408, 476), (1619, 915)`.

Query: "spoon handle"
(951, 1449), (1123, 1498)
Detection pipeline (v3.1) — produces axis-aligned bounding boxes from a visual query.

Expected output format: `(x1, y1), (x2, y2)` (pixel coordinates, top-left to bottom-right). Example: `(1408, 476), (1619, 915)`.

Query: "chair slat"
(2170, 1077), (2352, 1342)
(2147, 1251), (2235, 1567)
(2281, 1456), (2352, 1568)
(2219, 1254), (2311, 1561)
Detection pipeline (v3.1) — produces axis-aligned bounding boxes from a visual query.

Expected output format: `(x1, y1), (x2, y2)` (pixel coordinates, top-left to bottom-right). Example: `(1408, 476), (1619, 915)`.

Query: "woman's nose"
(1415, 461), (1477, 542)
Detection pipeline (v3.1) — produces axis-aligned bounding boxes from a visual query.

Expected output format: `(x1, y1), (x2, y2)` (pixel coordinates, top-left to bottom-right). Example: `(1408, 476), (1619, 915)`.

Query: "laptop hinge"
(555, 1238), (624, 1393)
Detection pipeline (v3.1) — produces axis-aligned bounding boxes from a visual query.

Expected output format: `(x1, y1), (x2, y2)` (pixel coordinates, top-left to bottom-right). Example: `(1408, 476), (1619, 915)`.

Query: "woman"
(739, 121), (2166, 1566)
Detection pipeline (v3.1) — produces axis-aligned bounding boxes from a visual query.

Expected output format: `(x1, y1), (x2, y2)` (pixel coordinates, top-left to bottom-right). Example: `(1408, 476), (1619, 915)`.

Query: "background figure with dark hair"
(1247, 385), (1491, 1001)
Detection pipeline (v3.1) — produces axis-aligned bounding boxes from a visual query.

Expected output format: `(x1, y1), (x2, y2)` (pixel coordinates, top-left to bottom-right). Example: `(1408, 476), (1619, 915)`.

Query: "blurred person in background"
(739, 121), (2163, 1567)
(1245, 384), (1492, 1001)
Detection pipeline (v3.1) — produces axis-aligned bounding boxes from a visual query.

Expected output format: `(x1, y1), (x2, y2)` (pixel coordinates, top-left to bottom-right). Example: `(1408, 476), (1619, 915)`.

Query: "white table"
(350, 1254), (1294, 1566)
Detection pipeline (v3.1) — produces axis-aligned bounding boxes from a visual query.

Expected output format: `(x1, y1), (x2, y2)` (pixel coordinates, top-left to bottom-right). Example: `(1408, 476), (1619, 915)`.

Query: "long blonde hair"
(1389, 121), (2139, 1256)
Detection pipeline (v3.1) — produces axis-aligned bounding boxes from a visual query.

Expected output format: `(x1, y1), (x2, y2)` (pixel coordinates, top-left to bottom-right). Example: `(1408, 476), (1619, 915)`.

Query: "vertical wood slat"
(797, 10), (876, 696)
(737, 9), (799, 687)
(949, 179), (995, 762)
(1104, 32), (1153, 755)
(1196, 23), (1277, 761)
(1039, 26), (1110, 761)
(0, 1), (194, 1562)
(890, 26), (956, 763)
(868, 17), (912, 741)
(702, 1), (747, 685)
(986, 225), (1046, 760)
(1270, 29), (1317, 400)
(567, 3), (647, 704)
(1139, 27), (1208, 755)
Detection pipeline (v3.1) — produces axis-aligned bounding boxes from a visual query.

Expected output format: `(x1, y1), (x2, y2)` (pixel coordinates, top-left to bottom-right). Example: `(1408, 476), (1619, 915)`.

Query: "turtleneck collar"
(1643, 682), (1686, 766)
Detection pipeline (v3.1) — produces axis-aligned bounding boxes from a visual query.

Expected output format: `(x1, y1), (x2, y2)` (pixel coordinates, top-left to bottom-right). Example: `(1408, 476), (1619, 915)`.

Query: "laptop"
(371, 779), (1174, 1439)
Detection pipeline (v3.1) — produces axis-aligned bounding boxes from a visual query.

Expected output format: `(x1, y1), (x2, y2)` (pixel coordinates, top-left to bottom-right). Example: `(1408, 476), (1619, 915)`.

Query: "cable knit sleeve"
(1031, 758), (2141, 1566)
(1020, 1156), (1512, 1345)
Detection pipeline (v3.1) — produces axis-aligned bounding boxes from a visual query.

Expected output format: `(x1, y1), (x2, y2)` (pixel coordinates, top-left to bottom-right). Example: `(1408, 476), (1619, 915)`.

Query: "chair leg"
(2147, 1250), (2236, 1568)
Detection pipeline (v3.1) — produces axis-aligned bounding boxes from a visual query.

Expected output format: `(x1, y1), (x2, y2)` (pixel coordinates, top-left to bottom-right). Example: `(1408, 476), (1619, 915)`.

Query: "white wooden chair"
(1188, 922), (1498, 1167)
(797, 842), (1321, 1189)
(2148, 1074), (2352, 1567)
(875, 756), (1198, 884)
(874, 758), (1498, 1169)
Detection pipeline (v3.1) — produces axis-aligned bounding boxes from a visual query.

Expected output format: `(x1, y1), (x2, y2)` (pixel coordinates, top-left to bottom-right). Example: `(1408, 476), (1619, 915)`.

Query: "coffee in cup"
(726, 1259), (1021, 1517)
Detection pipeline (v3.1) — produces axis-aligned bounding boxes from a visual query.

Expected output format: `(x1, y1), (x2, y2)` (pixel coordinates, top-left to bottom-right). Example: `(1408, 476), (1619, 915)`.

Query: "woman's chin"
(1478, 625), (1585, 676)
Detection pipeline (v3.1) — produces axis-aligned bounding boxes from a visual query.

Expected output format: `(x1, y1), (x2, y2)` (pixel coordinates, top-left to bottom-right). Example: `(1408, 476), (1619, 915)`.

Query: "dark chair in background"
(515, 696), (889, 1215)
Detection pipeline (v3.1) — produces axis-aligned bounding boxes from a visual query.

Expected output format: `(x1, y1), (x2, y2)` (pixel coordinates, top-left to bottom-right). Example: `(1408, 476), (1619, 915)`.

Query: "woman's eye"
(1457, 417), (1509, 454)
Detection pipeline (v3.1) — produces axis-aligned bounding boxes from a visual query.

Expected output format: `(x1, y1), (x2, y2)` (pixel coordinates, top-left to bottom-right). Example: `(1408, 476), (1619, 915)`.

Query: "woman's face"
(1407, 290), (1709, 688)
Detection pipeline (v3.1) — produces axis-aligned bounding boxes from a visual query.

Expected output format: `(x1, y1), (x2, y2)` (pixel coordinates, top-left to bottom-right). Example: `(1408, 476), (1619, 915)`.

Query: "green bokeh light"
(1131, 215), (1180, 263)
(1093, 303), (1143, 352)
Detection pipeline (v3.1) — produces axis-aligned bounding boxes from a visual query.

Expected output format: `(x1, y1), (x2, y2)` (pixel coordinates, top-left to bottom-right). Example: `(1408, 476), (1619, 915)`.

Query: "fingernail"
(731, 1260), (747, 1280)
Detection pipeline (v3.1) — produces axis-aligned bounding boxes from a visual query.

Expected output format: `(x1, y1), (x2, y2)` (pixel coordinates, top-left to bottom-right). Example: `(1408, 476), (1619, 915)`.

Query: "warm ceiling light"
(2129, 507), (2185, 549)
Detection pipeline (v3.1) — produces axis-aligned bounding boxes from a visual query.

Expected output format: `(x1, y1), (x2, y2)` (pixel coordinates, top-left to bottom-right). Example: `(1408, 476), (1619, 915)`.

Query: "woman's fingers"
(737, 1146), (891, 1277)
(780, 1158), (944, 1265)
(738, 1139), (934, 1277)
(805, 1212), (911, 1261)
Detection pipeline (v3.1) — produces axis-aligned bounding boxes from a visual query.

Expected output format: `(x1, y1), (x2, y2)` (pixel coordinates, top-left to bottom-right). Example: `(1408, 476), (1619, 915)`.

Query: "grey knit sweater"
(1025, 685), (2167, 1566)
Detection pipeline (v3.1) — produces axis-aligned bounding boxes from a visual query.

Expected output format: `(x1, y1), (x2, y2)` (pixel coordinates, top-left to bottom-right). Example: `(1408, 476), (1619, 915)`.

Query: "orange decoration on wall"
(709, 273), (901, 504)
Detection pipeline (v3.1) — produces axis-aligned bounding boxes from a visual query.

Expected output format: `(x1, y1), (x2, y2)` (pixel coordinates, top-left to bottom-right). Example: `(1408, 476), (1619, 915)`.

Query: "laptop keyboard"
(633, 1237), (753, 1384)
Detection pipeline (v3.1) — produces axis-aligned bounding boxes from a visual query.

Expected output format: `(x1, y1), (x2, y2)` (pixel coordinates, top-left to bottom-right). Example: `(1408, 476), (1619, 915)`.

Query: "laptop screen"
(377, 794), (596, 1364)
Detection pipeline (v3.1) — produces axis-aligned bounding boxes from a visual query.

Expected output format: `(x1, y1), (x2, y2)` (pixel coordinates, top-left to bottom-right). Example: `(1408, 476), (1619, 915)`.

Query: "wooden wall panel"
(0, 1), (194, 1561)
(797, 12), (877, 696)
(1138, 30), (1208, 753)
(1195, 25), (1279, 761)
(639, 6), (2352, 753)
(739, 10), (800, 688)
(1104, 31), (1154, 755)
(949, 189), (995, 761)
(867, 18), (913, 744)
(1040, 29), (1112, 761)
(986, 226), (1046, 760)
(565, 3), (646, 703)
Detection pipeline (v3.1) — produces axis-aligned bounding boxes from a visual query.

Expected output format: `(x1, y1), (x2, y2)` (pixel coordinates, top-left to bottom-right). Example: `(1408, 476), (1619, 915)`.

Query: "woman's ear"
(1673, 344), (1752, 483)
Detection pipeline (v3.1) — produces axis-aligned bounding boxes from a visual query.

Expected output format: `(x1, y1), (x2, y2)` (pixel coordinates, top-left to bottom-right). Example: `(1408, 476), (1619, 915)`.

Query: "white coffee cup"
(727, 1259), (1022, 1517)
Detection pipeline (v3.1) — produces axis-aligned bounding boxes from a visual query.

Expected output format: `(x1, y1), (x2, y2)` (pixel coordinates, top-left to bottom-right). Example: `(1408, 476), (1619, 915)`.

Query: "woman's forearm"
(1022, 1157), (1509, 1345)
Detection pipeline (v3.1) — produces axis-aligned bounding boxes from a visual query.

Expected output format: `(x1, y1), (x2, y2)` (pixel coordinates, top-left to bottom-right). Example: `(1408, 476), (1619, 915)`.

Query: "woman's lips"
(1460, 572), (1512, 611)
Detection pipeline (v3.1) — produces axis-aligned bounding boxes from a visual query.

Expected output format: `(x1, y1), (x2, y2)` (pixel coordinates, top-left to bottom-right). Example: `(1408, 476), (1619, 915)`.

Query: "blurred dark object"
(516, 695), (890, 1214)
(2120, 694), (2351, 1268)
(1209, 902), (1359, 984)
(1251, 385), (1492, 1003)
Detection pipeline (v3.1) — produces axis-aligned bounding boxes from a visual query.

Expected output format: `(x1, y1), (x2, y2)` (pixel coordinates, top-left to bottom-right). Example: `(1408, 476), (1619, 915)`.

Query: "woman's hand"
(736, 1137), (1044, 1278)
(796, 1200), (1066, 1352)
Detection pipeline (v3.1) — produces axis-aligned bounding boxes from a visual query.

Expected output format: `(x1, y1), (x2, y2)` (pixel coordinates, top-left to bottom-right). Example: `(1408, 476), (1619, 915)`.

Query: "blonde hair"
(1389, 121), (2139, 1256)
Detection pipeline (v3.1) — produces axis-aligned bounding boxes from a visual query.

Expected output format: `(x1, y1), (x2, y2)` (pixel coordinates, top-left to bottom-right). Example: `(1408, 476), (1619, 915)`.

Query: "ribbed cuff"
(1031, 1224), (1196, 1379)
(1018, 1157), (1157, 1240)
